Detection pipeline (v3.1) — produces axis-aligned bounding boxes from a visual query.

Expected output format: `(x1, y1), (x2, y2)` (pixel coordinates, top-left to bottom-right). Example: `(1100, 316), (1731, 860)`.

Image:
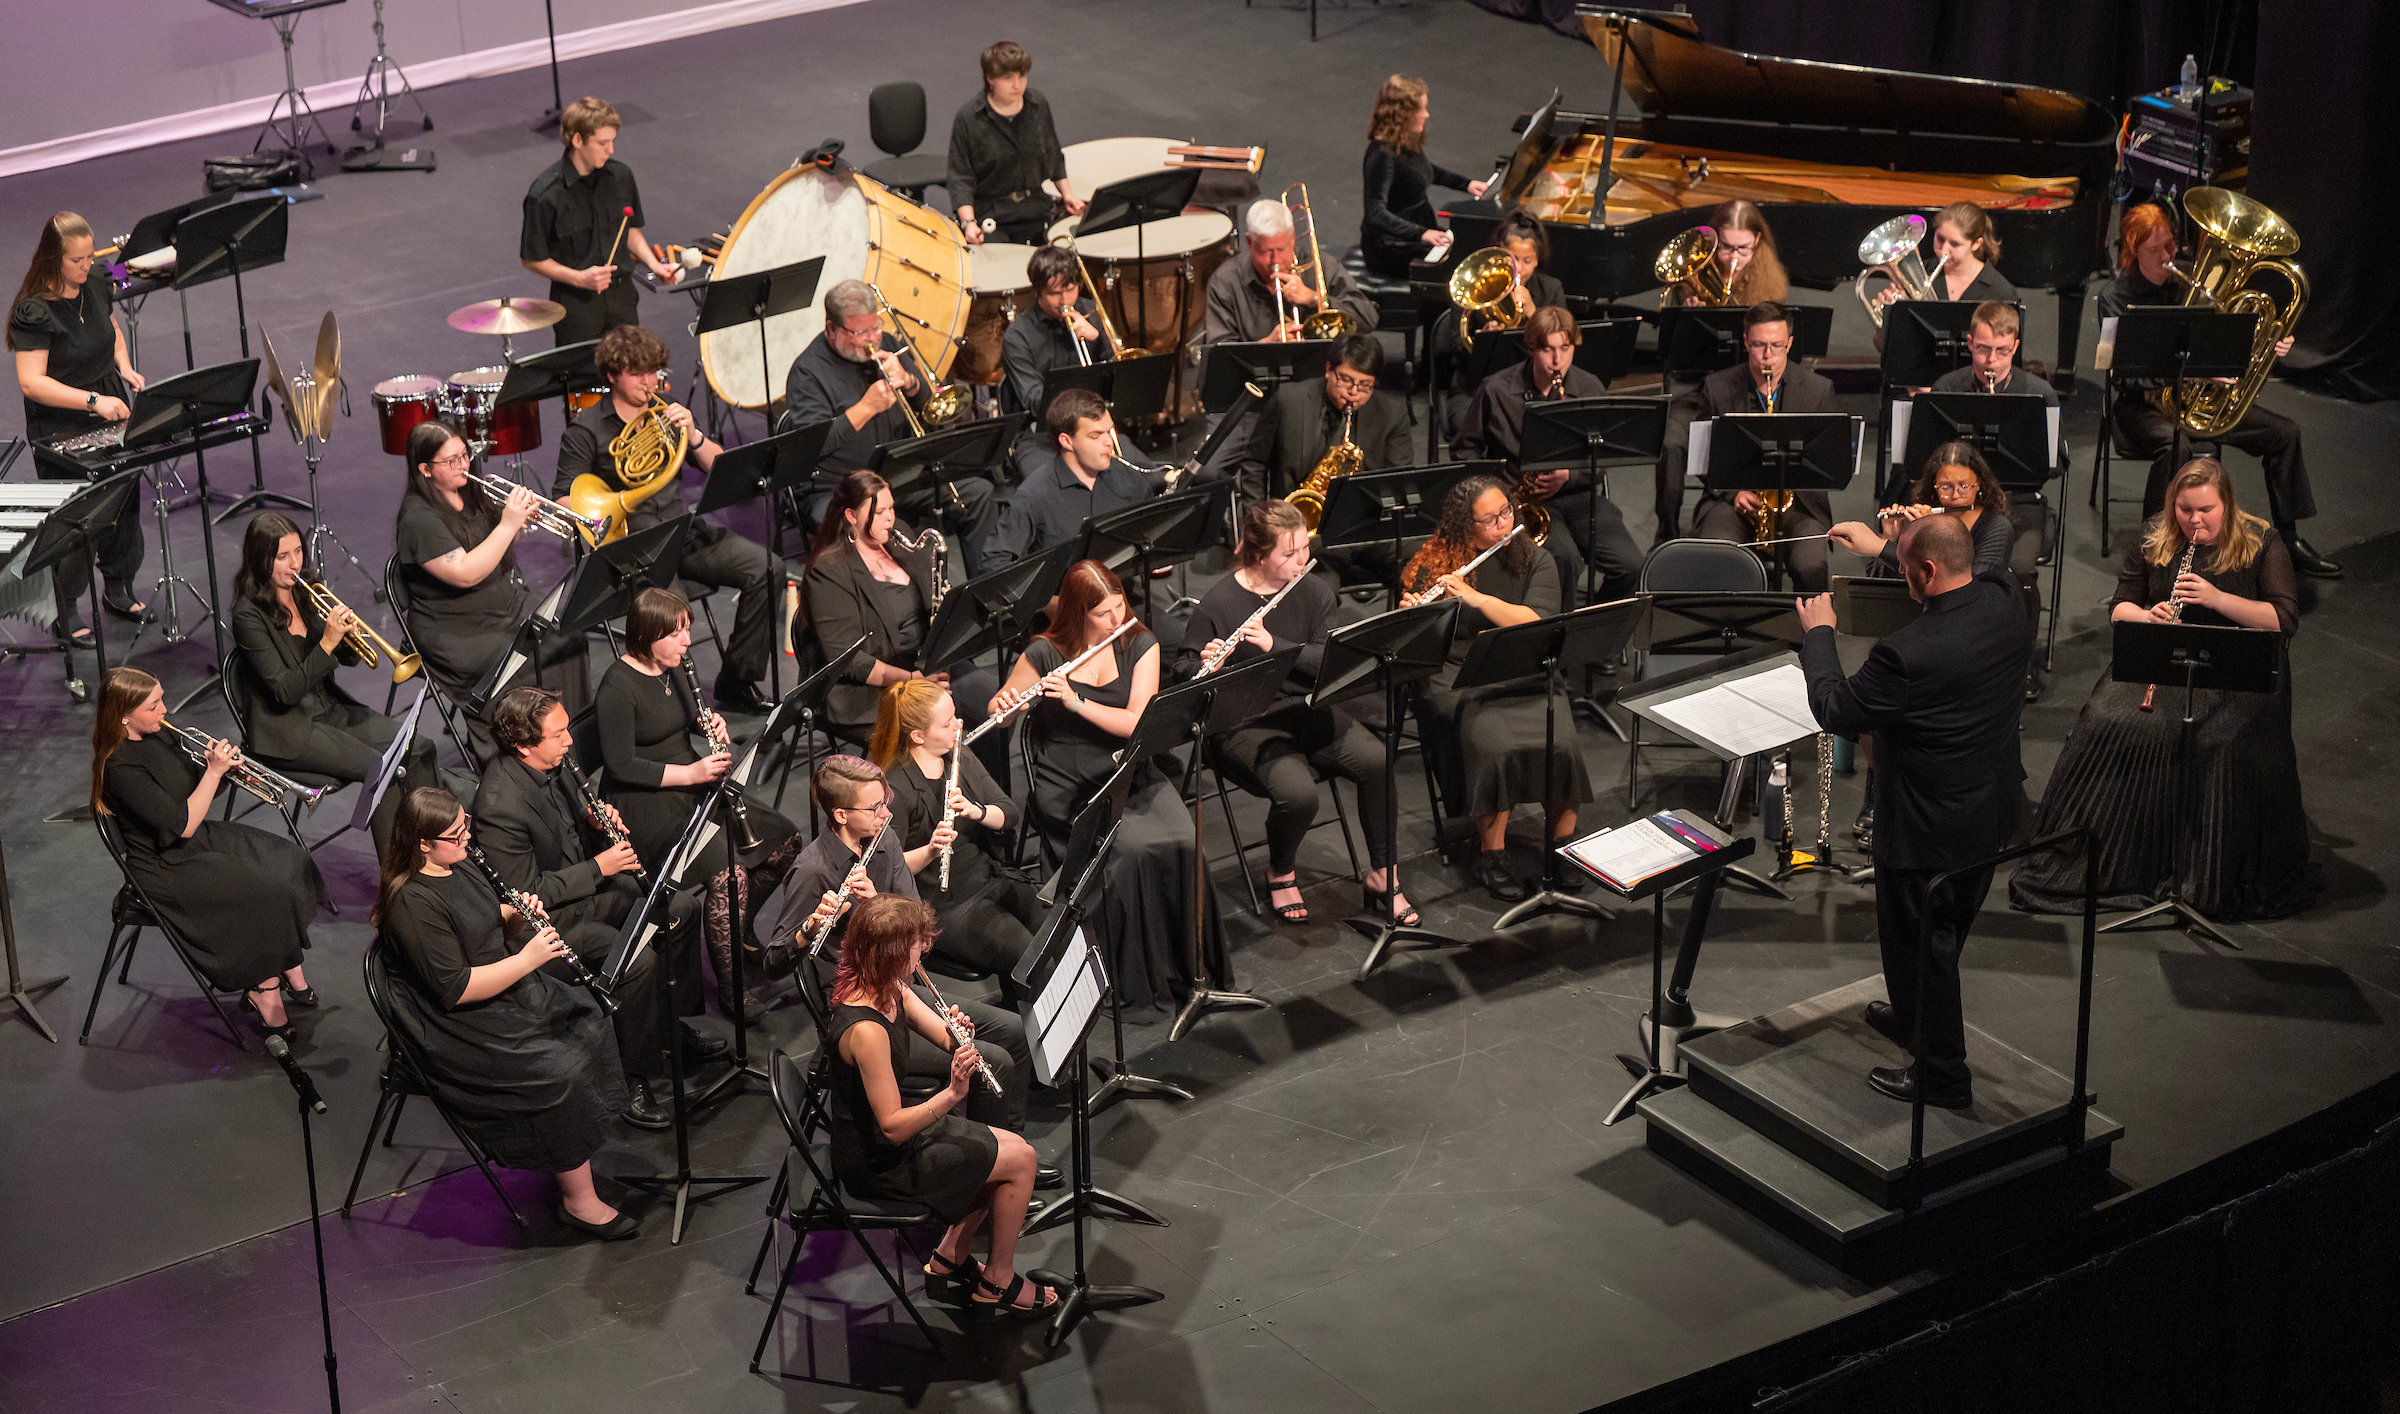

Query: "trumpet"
(470, 469), (608, 544)
(1853, 214), (1949, 329)
(1401, 526), (1522, 608)
(865, 283), (971, 435)
(298, 579), (420, 683)
(162, 721), (330, 812)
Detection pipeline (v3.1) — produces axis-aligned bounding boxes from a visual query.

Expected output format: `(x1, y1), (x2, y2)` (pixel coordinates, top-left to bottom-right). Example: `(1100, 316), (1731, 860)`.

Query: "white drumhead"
(447, 367), (506, 391)
(970, 242), (1038, 293)
(1049, 210), (1233, 261)
(373, 375), (443, 398)
(702, 167), (870, 411)
(1061, 137), (1181, 208)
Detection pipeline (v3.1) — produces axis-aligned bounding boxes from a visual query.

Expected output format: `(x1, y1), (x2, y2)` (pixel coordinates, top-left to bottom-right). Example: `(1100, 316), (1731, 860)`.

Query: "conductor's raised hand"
(1796, 593), (1838, 633)
(1827, 521), (1881, 555)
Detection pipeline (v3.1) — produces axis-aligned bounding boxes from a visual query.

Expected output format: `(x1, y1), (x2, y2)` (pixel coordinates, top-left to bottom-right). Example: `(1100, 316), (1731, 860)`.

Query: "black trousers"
(1212, 707), (1392, 874)
(679, 521), (783, 686)
(1691, 496), (1831, 592)
(252, 704), (439, 857)
(932, 868), (1038, 987)
(1875, 862), (1996, 1093)
(551, 876), (701, 1081)
(2118, 397), (2315, 525)
(1540, 485), (1644, 608)
(51, 486), (146, 623)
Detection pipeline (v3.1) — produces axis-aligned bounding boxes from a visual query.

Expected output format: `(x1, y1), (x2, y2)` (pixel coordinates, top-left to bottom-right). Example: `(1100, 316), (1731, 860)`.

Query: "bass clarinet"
(1402, 526), (1523, 609)
(677, 660), (764, 852)
(962, 618), (1138, 746)
(560, 764), (647, 886)
(1195, 560), (1314, 676)
(803, 827), (884, 958)
(461, 844), (618, 1014)
(2139, 542), (2199, 713)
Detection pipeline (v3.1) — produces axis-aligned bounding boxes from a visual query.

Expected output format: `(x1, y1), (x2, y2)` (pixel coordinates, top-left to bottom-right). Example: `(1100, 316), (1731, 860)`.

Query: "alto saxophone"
(1286, 409), (1360, 532)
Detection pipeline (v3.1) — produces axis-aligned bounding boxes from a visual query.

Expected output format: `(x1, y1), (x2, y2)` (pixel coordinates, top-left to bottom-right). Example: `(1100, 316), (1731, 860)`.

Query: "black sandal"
(240, 986), (295, 1042)
(1366, 886), (1419, 928)
(922, 1250), (981, 1306)
(1265, 875), (1307, 923)
(281, 977), (320, 1008)
(972, 1273), (1063, 1319)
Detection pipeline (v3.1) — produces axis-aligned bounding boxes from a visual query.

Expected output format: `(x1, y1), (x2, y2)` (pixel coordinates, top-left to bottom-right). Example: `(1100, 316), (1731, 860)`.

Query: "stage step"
(1679, 976), (2121, 1208)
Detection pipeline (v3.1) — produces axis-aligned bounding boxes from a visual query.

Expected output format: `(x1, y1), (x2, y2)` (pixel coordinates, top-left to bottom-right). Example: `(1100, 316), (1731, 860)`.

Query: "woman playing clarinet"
(2010, 459), (2308, 920)
(1401, 476), (1592, 902)
(870, 679), (1034, 994)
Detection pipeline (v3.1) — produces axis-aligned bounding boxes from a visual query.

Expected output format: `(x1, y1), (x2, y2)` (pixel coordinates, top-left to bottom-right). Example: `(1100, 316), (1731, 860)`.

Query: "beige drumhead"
(701, 167), (871, 411)
(1048, 209), (1233, 261)
(1060, 137), (1182, 208)
(858, 177), (972, 384)
(970, 242), (1038, 294)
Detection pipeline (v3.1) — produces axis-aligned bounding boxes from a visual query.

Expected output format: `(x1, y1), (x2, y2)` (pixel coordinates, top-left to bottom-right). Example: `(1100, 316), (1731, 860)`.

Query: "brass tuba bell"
(1450, 246), (1528, 353)
(2153, 187), (2309, 440)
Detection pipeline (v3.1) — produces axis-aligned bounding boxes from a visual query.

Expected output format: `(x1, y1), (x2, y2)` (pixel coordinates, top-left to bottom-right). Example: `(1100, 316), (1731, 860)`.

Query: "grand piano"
(1444, 11), (2119, 383)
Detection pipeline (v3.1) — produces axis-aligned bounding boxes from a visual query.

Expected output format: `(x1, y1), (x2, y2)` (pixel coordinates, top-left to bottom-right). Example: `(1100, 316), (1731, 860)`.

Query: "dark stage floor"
(2, 3), (2397, 1411)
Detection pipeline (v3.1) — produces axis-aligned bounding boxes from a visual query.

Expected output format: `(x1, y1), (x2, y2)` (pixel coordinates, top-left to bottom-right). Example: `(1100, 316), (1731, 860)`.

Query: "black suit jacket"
(230, 596), (366, 761)
(470, 754), (607, 911)
(1241, 380), (1415, 501)
(1800, 569), (2028, 871)
(803, 534), (942, 728)
(1669, 362), (1841, 530)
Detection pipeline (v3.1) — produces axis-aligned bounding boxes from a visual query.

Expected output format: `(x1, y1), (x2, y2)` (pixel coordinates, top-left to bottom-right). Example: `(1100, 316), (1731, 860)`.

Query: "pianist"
(9, 211), (152, 642)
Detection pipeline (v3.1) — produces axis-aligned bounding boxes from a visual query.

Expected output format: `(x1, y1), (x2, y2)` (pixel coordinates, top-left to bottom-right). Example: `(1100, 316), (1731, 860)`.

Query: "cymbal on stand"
(448, 297), (565, 336)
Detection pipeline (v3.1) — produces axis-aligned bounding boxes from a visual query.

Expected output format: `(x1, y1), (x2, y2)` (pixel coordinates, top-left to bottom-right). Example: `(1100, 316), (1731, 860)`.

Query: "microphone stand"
(265, 1036), (341, 1412)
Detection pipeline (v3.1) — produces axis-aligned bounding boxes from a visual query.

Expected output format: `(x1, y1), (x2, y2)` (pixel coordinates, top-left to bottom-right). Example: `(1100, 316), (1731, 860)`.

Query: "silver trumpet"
(163, 721), (330, 812)
(470, 468), (609, 544)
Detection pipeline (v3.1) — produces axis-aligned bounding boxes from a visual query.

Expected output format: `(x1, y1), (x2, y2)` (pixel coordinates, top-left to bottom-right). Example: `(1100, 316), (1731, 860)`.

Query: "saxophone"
(1286, 409), (1360, 532)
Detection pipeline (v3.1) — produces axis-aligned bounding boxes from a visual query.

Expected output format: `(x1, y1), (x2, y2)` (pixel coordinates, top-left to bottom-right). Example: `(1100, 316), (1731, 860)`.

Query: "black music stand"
(1702, 412), (1858, 589)
(921, 543), (1075, 686)
(696, 687), (806, 1069)
(695, 420), (831, 704)
(1617, 640), (1814, 900)
(1073, 484), (1234, 618)
(1069, 169), (1201, 358)
(1015, 798), (1166, 1348)
(1900, 392), (2055, 492)
(174, 193), (306, 525)
(1316, 462), (1491, 609)
(2100, 620), (2280, 951)
(0, 836), (65, 1042)
(495, 338), (598, 446)
(1292, 602), (1457, 979)
(1523, 397), (1667, 606)
(555, 516), (695, 639)
(1201, 339), (1334, 413)
(1132, 650), (1295, 1042)
(1039, 357), (1176, 431)
(2101, 308), (2258, 549)
(24, 471), (141, 678)
(1660, 306), (1831, 381)
(693, 257), (824, 439)
(140, 358), (265, 708)
(1574, 318), (1644, 384)
(1452, 599), (1644, 933)
(867, 417), (1016, 520)
(1878, 299), (1997, 498)
(1832, 575), (1921, 638)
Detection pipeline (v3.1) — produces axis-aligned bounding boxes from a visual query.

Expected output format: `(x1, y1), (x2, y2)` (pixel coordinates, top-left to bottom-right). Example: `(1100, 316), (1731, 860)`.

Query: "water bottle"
(2178, 54), (2200, 104)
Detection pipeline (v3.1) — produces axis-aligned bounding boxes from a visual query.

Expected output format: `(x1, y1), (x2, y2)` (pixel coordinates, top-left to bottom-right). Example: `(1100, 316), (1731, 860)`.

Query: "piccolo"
(1402, 527), (1522, 609)
(963, 618), (1138, 746)
(916, 965), (1002, 1095)
(1196, 560), (1314, 676)
(461, 844), (618, 1014)
(803, 827), (884, 958)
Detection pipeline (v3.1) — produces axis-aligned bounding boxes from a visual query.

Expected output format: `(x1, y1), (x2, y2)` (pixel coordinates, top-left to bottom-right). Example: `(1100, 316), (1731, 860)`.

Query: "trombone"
(1276, 183), (1357, 341)
(1055, 238), (1147, 363)
(470, 468), (609, 544)
(299, 579), (421, 683)
(864, 283), (971, 434)
(162, 721), (330, 812)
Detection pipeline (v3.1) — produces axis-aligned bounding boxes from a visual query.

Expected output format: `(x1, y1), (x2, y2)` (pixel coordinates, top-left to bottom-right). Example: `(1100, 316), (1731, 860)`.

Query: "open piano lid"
(1577, 9), (2117, 177)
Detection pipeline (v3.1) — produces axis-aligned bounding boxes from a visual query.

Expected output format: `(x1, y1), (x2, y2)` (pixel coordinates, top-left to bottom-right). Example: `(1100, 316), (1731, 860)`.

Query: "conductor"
(1796, 515), (2027, 1109)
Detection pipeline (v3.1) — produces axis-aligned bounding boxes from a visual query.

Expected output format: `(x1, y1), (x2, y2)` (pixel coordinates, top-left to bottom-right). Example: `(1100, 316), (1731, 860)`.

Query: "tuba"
(1450, 246), (1527, 353)
(566, 375), (689, 544)
(1286, 409), (1360, 531)
(2153, 187), (2309, 440)
(1654, 227), (1733, 306)
(1852, 214), (1947, 329)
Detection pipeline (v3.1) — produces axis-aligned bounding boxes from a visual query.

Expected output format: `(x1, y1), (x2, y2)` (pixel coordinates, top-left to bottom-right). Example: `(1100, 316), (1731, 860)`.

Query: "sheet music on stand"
(1562, 811), (1732, 894)
(1686, 419), (1864, 484)
(1640, 658), (1820, 760)
(1890, 401), (2060, 467)
(1027, 925), (1104, 1087)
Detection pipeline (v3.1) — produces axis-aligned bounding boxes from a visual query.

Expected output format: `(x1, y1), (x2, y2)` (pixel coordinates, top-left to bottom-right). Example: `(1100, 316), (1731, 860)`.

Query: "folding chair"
(82, 814), (249, 1051)
(342, 943), (528, 1228)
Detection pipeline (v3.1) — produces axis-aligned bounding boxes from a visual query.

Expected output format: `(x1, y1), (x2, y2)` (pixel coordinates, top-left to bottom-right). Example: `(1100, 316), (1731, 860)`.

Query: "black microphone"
(264, 1034), (327, 1114)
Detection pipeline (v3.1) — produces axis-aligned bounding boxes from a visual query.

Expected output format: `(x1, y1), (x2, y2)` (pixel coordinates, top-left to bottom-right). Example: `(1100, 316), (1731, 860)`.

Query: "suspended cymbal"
(447, 297), (565, 336)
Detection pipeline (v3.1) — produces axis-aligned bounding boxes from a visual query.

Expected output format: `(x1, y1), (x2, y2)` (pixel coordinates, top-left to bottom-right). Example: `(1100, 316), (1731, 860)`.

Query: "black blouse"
(102, 736), (203, 856)
(11, 281), (121, 440)
(1937, 262), (2017, 306)
(2113, 532), (2298, 636)
(1173, 572), (1336, 702)
(886, 748), (1009, 893)
(595, 658), (700, 791)
(1361, 143), (1473, 253)
(382, 867), (515, 1011)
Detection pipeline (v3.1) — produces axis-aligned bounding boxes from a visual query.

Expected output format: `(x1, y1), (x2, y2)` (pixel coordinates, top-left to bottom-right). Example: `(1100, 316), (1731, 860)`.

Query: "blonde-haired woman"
(869, 679), (1034, 991)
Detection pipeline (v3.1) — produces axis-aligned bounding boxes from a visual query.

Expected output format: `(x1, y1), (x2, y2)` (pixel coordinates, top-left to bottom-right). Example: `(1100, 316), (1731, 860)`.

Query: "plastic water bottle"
(2178, 54), (2200, 104)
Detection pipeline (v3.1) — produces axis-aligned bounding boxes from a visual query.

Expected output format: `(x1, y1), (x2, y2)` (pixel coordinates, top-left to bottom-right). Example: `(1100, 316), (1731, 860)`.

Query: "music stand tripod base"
(2097, 896), (2242, 951)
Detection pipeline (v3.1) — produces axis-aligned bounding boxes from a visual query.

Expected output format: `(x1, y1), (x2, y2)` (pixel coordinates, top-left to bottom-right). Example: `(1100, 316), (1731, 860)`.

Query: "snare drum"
(371, 375), (444, 456)
(956, 243), (1038, 387)
(1049, 210), (1235, 355)
(445, 367), (541, 457)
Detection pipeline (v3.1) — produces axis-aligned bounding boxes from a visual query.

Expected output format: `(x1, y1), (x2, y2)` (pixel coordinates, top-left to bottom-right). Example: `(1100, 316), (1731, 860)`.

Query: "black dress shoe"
(1862, 1001), (1910, 1051)
(622, 1076), (675, 1130)
(2288, 538), (2343, 579)
(101, 592), (158, 625)
(1035, 1162), (1065, 1191)
(1548, 841), (1590, 893)
(680, 1027), (731, 1064)
(557, 1205), (641, 1241)
(1867, 1065), (1972, 1110)
(1475, 850), (1528, 903)
(714, 679), (770, 714)
(280, 978), (321, 1008)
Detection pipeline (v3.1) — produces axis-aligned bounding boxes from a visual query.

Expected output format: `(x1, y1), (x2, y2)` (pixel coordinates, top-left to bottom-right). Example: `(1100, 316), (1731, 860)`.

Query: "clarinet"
(961, 618), (1139, 746)
(937, 748), (963, 894)
(915, 965), (1003, 1095)
(2139, 542), (2199, 713)
(461, 844), (617, 1014)
(1196, 560), (1315, 676)
(678, 660), (764, 852)
(560, 763), (648, 886)
(803, 826), (884, 958)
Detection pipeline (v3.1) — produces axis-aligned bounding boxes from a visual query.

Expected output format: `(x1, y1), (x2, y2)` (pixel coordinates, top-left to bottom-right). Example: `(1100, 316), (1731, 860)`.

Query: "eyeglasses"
(1743, 338), (1792, 354)
(1472, 507), (1516, 529)
(838, 798), (892, 817)
(437, 812), (473, 843)
(429, 453), (471, 469)
(1967, 341), (2016, 358)
(1327, 372), (1377, 396)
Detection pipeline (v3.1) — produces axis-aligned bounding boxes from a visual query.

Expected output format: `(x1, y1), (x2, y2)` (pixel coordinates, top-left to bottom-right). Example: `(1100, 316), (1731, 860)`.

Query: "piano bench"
(1341, 246), (1423, 388)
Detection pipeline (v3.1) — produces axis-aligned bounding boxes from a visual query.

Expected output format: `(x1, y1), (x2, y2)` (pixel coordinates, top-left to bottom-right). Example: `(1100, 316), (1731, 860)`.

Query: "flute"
(2139, 543), (2198, 713)
(1402, 527), (1522, 609)
(962, 619), (1138, 746)
(916, 965), (1002, 1095)
(1196, 560), (1314, 676)
(803, 827), (884, 958)
(936, 748), (963, 894)
(461, 844), (617, 1015)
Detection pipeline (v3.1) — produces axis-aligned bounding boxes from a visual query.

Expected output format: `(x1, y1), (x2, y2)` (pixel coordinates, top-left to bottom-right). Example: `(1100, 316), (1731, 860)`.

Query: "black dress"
(1417, 552), (1594, 818)
(101, 736), (324, 991)
(827, 1001), (998, 1223)
(2010, 536), (2308, 920)
(378, 868), (627, 1172)
(886, 749), (1036, 979)
(1022, 631), (1227, 1011)
(593, 658), (795, 877)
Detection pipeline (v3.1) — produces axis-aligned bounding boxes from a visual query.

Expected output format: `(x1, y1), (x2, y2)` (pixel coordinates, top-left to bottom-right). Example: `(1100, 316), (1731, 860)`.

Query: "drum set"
(371, 297), (571, 463)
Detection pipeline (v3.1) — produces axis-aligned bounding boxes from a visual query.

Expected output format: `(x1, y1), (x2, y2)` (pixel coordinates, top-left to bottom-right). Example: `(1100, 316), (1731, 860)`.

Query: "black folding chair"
(1626, 539), (1769, 803)
(342, 943), (528, 1228)
(82, 814), (249, 1051)
(219, 649), (353, 870)
(1206, 746), (1362, 915)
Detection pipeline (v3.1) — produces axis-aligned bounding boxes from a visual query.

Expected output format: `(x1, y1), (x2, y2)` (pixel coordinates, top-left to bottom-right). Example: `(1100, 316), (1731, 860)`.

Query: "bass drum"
(702, 169), (971, 411)
(955, 242), (1037, 387)
(1048, 209), (1235, 356)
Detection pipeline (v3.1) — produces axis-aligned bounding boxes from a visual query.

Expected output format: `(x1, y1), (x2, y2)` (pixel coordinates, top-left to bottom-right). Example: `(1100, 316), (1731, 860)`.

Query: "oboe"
(936, 748), (963, 893)
(677, 660), (763, 852)
(2139, 542), (2199, 713)
(461, 844), (617, 1014)
(915, 965), (1002, 1095)
(803, 827), (883, 957)
(560, 764), (647, 886)
(1196, 560), (1315, 676)
(962, 619), (1138, 746)
(1402, 526), (1523, 609)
